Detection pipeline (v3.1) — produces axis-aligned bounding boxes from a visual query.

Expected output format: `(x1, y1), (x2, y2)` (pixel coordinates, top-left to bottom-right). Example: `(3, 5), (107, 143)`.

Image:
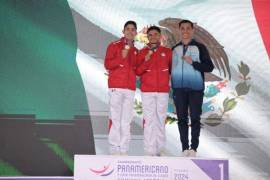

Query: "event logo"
(89, 163), (114, 176)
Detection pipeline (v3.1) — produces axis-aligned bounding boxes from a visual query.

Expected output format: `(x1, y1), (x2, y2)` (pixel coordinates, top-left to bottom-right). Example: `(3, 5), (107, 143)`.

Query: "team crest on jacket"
(161, 52), (166, 57)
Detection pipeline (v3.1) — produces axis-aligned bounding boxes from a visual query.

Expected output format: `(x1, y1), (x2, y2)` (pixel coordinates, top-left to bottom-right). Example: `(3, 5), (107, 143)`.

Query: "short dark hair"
(147, 26), (161, 34)
(124, 20), (137, 30)
(179, 19), (194, 29)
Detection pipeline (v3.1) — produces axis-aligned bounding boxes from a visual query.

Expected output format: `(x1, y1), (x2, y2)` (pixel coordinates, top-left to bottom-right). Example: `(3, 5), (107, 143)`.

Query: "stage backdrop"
(0, 0), (95, 176)
(1, 0), (270, 179)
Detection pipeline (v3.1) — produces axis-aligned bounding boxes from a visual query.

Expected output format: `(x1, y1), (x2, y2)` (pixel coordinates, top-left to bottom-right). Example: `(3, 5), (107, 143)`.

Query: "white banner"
(74, 155), (228, 180)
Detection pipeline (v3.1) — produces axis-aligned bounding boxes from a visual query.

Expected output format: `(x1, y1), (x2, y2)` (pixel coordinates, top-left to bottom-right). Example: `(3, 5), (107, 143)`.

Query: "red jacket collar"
(146, 42), (161, 51)
(120, 37), (134, 47)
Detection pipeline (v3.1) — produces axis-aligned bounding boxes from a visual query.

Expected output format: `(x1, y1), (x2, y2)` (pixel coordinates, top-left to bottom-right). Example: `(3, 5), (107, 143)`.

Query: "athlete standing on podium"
(136, 26), (172, 156)
(104, 21), (138, 155)
(172, 20), (214, 157)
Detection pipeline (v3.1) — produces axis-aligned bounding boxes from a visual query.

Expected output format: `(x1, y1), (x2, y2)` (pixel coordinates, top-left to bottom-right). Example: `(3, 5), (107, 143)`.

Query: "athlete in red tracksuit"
(104, 21), (138, 155)
(136, 26), (172, 156)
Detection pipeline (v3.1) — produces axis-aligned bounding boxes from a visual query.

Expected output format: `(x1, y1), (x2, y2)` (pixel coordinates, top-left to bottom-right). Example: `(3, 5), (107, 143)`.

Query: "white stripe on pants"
(108, 88), (135, 154)
(142, 92), (169, 155)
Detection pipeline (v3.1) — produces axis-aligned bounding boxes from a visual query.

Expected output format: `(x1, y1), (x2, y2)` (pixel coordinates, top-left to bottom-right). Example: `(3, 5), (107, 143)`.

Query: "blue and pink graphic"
(89, 163), (114, 176)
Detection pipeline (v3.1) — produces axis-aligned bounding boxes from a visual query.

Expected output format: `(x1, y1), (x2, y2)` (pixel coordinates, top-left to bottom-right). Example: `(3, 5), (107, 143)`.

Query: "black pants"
(173, 88), (204, 151)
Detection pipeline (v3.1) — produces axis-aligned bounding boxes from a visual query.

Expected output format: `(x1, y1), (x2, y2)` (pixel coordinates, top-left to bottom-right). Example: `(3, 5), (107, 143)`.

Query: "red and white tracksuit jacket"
(136, 45), (172, 155)
(104, 37), (138, 154)
(136, 46), (172, 92)
(105, 37), (137, 90)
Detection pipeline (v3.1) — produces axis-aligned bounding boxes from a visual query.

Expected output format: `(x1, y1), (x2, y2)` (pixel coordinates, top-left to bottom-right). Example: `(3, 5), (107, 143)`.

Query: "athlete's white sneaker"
(110, 151), (120, 156)
(145, 151), (155, 156)
(188, 149), (197, 157)
(157, 150), (166, 156)
(120, 152), (128, 156)
(182, 150), (190, 157)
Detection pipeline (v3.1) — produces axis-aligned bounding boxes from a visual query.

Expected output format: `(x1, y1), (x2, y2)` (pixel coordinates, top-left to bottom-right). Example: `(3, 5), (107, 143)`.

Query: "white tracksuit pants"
(108, 88), (135, 154)
(142, 92), (169, 155)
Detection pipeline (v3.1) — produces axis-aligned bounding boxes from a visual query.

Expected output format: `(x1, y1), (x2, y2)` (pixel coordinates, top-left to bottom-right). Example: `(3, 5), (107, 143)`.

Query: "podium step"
(75, 155), (229, 180)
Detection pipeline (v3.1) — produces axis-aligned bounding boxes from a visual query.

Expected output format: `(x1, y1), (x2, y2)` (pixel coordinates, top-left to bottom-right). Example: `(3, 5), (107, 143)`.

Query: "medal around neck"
(124, 44), (130, 50)
(182, 56), (185, 60)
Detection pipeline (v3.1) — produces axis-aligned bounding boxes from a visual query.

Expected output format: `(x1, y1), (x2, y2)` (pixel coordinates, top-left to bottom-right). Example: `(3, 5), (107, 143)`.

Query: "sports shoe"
(188, 149), (197, 157)
(110, 151), (120, 156)
(157, 150), (166, 156)
(145, 151), (155, 156)
(182, 150), (189, 157)
(120, 152), (128, 156)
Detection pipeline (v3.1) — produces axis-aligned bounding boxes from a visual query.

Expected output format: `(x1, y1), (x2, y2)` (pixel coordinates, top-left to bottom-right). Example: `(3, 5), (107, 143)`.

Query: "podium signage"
(74, 155), (228, 180)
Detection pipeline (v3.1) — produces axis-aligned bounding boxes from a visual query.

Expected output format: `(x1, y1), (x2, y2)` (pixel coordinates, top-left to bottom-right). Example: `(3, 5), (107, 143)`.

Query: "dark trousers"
(173, 88), (204, 151)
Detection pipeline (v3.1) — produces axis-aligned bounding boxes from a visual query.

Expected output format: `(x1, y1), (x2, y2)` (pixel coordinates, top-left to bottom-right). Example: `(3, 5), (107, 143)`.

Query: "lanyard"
(183, 44), (188, 56)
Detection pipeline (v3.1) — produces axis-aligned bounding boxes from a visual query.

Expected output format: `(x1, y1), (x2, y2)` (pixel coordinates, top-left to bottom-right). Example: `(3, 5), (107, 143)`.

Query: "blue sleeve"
(192, 44), (214, 73)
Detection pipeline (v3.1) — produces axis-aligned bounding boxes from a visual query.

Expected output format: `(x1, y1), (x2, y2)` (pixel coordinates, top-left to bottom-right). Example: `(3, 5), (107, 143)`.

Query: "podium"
(74, 155), (228, 180)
